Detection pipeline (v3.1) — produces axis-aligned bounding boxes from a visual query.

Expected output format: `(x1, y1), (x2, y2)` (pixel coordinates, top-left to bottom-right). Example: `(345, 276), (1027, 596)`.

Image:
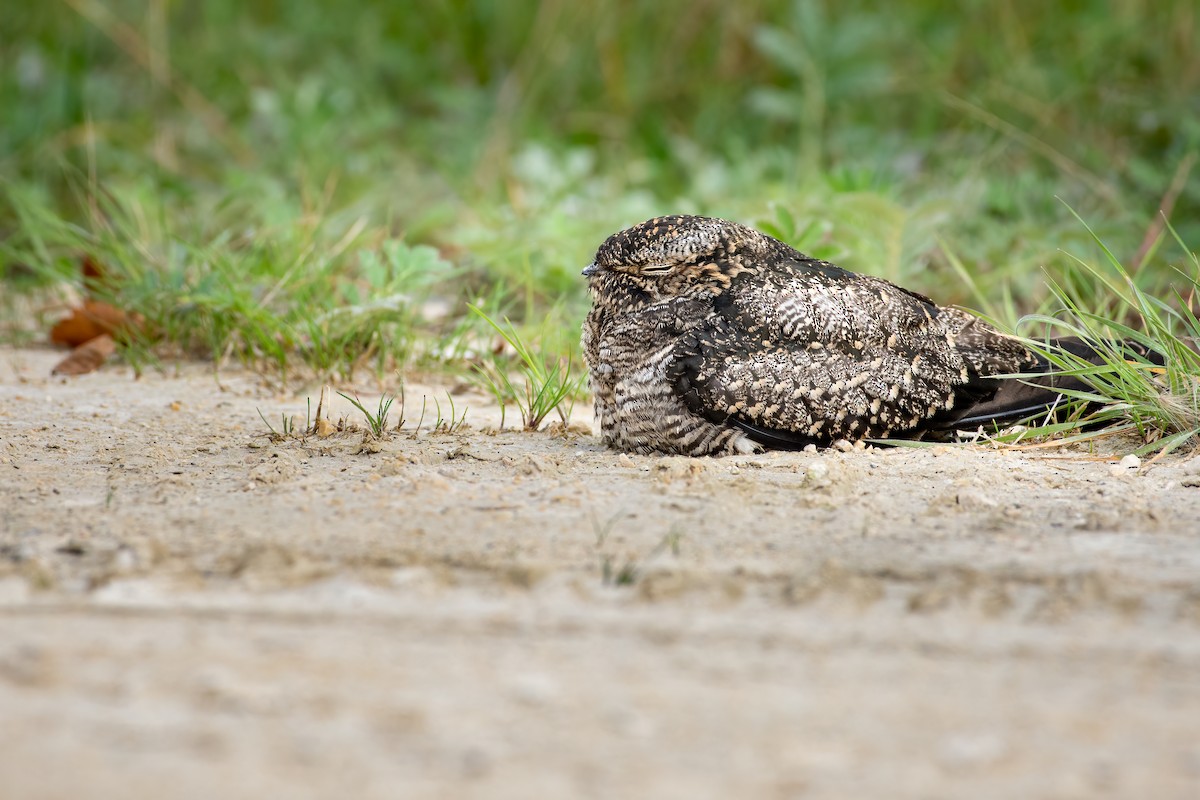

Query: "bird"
(581, 214), (1119, 456)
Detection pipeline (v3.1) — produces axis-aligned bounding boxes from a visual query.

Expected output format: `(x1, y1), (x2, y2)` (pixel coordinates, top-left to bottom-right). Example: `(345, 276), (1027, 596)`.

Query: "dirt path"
(3, 345), (1200, 799)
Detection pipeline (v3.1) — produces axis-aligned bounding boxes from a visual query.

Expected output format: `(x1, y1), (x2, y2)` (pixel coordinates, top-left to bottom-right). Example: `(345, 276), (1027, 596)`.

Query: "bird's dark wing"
(669, 261), (976, 445)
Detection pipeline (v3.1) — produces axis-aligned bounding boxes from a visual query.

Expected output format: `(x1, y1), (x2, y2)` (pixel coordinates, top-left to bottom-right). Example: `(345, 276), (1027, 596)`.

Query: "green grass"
(1011, 218), (1200, 455)
(337, 390), (397, 439)
(2, 183), (461, 384)
(3, 1), (1200, 449)
(256, 406), (295, 440)
(468, 304), (582, 430)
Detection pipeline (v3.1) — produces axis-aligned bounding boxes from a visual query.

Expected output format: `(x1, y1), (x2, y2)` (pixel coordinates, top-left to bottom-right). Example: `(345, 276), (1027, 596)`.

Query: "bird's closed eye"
(639, 264), (674, 275)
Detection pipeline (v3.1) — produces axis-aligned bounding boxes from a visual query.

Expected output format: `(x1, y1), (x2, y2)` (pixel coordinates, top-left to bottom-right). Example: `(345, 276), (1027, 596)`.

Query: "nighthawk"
(582, 214), (1105, 456)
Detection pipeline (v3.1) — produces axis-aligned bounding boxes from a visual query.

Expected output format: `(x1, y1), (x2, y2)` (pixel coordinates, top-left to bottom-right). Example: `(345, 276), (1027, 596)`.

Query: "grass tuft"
(256, 407), (294, 440)
(337, 390), (396, 439)
(1011, 215), (1200, 454)
(468, 304), (582, 431)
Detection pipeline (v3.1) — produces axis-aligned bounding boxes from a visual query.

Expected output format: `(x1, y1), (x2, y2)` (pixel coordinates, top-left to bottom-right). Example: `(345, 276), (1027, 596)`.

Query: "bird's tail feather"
(928, 337), (1162, 435)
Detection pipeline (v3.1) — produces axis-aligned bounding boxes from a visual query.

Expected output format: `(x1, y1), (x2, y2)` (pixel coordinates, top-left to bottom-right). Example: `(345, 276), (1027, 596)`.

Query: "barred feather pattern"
(582, 215), (1038, 456)
(584, 295), (758, 455)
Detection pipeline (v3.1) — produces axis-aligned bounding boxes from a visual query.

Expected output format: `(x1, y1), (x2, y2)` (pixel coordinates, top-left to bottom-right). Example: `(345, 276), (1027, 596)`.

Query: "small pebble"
(1108, 453), (1137, 479)
(833, 439), (854, 452)
(1108, 454), (1141, 477)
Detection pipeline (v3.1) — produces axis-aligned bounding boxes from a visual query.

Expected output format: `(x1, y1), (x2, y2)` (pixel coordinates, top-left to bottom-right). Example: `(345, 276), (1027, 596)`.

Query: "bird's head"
(583, 215), (773, 303)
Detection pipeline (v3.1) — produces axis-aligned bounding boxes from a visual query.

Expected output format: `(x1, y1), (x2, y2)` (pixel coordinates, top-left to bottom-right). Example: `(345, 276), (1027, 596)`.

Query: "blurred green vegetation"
(2, 0), (1199, 384)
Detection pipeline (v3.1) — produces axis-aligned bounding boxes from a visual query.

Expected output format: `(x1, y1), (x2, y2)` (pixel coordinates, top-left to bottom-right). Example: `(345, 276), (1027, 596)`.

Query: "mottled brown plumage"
(582, 214), (1048, 456)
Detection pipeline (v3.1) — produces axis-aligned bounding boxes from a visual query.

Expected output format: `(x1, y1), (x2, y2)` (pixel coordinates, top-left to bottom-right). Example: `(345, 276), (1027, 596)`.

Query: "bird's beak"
(581, 262), (599, 277)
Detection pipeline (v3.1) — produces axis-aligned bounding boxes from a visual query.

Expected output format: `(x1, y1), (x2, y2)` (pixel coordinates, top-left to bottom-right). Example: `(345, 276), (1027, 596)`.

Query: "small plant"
(404, 391), (468, 436)
(590, 510), (625, 548)
(1013, 214), (1200, 455)
(256, 407), (295, 440)
(601, 556), (640, 587)
(411, 395), (428, 438)
(468, 304), (582, 431)
(337, 390), (396, 439)
(599, 528), (684, 588)
(432, 392), (469, 434)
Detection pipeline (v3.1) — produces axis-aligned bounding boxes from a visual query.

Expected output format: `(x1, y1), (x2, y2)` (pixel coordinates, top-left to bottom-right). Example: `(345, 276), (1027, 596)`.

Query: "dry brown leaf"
(46, 255), (145, 376)
(49, 300), (130, 347)
(52, 334), (116, 376)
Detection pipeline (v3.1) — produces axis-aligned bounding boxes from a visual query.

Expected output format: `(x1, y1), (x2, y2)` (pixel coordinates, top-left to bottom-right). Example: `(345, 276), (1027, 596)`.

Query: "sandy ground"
(2, 344), (1200, 799)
